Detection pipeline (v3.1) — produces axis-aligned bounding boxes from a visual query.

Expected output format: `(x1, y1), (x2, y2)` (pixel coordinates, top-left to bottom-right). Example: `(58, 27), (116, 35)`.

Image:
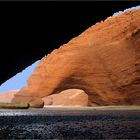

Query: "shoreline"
(43, 105), (140, 110)
(0, 105), (139, 110)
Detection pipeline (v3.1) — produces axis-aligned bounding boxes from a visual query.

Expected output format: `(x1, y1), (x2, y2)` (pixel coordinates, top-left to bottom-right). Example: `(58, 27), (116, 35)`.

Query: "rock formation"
(12, 9), (140, 106)
(0, 90), (19, 103)
(0, 102), (29, 109)
(0, 90), (44, 108)
(29, 98), (44, 108)
(43, 89), (89, 106)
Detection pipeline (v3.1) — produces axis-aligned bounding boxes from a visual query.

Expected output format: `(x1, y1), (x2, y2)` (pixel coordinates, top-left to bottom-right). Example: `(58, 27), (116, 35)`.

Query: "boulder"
(12, 9), (140, 106)
(29, 98), (44, 108)
(43, 89), (88, 106)
(43, 96), (53, 105)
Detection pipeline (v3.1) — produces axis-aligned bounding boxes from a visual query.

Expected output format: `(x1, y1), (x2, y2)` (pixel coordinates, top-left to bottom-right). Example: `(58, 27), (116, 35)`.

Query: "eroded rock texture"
(12, 9), (140, 106)
(42, 89), (89, 106)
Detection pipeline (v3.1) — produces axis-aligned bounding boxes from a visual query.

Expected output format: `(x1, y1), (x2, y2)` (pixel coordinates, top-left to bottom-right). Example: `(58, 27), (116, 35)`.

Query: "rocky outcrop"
(12, 9), (140, 106)
(0, 90), (44, 108)
(0, 103), (29, 109)
(43, 89), (88, 106)
(29, 98), (44, 108)
(0, 90), (19, 103)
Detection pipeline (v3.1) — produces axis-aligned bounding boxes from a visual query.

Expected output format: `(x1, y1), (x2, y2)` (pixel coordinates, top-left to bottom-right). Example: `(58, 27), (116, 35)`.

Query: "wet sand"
(0, 106), (139, 139)
(44, 105), (140, 110)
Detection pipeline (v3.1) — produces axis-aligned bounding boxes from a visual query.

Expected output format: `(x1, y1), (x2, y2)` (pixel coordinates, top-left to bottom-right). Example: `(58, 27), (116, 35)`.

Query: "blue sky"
(0, 61), (40, 92)
(0, 5), (140, 93)
(112, 5), (140, 16)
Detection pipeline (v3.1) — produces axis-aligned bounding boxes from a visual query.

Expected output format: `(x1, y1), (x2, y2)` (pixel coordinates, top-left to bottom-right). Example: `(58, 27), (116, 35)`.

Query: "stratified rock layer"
(12, 9), (140, 106)
(43, 89), (89, 106)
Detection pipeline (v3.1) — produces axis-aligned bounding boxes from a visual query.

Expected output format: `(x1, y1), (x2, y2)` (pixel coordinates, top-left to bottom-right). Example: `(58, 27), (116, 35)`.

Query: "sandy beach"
(44, 105), (140, 110)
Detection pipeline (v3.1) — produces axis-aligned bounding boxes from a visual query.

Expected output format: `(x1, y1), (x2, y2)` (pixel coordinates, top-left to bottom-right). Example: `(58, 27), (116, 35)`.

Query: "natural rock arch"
(12, 9), (140, 106)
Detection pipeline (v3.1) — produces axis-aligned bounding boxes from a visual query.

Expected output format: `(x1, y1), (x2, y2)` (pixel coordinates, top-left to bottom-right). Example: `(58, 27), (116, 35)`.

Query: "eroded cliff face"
(12, 9), (140, 106)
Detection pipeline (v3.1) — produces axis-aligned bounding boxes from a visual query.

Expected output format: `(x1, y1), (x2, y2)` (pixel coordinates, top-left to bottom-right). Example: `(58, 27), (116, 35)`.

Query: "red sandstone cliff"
(12, 9), (140, 106)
